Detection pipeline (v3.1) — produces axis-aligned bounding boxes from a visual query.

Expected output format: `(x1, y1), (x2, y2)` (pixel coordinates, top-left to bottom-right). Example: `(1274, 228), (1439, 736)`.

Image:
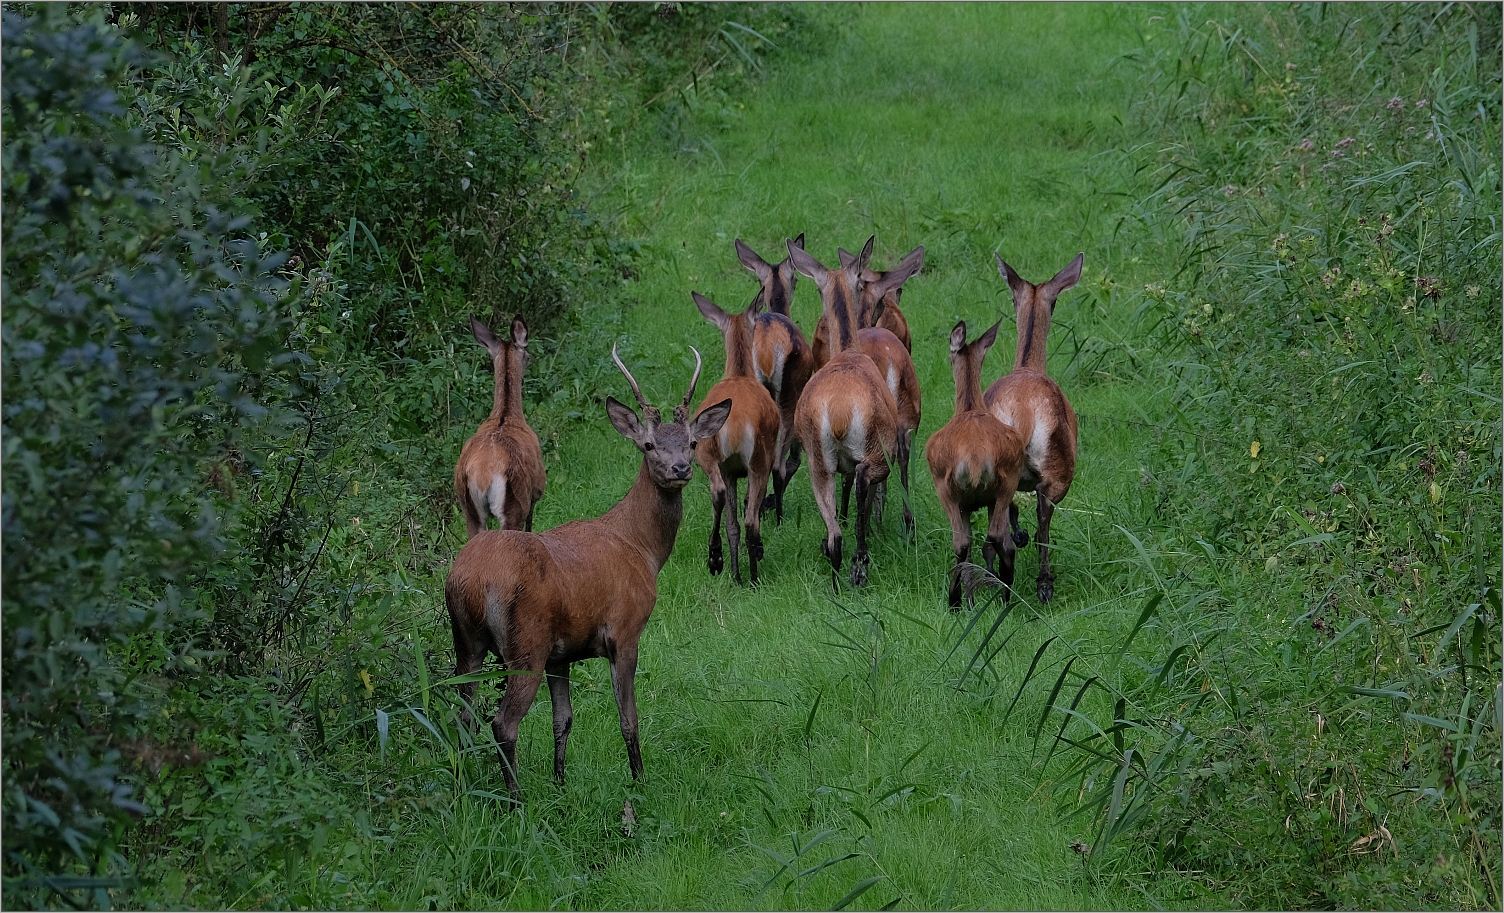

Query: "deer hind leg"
(939, 494), (971, 609)
(546, 661), (573, 784)
(851, 463), (880, 588)
(1009, 500), (1029, 548)
(807, 458), (842, 575)
(493, 662), (545, 800)
(839, 472), (854, 524)
(449, 614), (486, 726)
(725, 475), (743, 585)
(745, 461), (771, 586)
(707, 466), (727, 576)
(984, 496), (1018, 603)
(460, 479), (487, 539)
(606, 638), (643, 780)
(769, 412), (796, 522)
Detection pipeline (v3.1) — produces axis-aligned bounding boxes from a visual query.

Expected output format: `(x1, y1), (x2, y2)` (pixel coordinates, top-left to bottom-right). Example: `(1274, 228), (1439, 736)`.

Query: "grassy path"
(458, 6), (1183, 909)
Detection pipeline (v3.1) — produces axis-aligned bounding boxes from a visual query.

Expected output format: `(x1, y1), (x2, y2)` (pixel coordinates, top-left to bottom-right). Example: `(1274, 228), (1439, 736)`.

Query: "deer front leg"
(493, 664), (545, 800)
(707, 468), (727, 576)
(851, 463), (878, 587)
(1035, 486), (1062, 603)
(607, 640), (643, 781)
(1009, 500), (1029, 548)
(546, 661), (573, 785)
(725, 476), (743, 585)
(898, 430), (915, 541)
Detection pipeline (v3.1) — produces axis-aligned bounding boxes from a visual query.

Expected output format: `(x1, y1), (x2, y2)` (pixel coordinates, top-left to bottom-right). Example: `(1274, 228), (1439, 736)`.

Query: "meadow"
(4, 3), (1498, 910)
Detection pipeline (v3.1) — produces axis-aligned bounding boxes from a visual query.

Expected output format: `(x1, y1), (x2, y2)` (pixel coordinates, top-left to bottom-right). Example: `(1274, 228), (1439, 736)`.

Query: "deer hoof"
(708, 550), (723, 575)
(1037, 577), (1054, 604)
(1013, 528), (1030, 548)
(849, 552), (870, 587)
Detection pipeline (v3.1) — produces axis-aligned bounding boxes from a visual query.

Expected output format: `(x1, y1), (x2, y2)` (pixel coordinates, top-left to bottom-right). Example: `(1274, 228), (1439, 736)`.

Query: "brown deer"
(789, 237), (899, 586)
(811, 245), (923, 367)
(811, 246), (924, 538)
(736, 235), (812, 523)
(445, 346), (731, 798)
(692, 291), (781, 584)
(983, 252), (1084, 603)
(454, 316), (545, 537)
(925, 319), (1025, 608)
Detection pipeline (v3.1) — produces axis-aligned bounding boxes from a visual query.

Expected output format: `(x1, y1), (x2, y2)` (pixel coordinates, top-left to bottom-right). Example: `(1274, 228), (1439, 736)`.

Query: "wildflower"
(1415, 274), (1443, 300)
(1286, 62), (1297, 71)
(1386, 96), (1405, 112)
(1425, 130), (1436, 141)
(1272, 233), (1290, 253)
(1465, 285), (1480, 299)
(1222, 184), (1238, 198)
(1417, 372), (1433, 384)
(1415, 98), (1429, 108)
(1299, 138), (1314, 151)
(1402, 296), (1416, 312)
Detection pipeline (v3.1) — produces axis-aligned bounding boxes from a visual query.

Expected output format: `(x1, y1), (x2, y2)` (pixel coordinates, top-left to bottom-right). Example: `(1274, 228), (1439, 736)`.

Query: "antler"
(612, 342), (661, 423)
(674, 345), (702, 423)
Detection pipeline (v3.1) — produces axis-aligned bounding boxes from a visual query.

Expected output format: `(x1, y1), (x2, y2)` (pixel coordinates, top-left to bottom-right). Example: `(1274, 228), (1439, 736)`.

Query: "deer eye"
(690, 441), (697, 449)
(643, 441), (655, 452)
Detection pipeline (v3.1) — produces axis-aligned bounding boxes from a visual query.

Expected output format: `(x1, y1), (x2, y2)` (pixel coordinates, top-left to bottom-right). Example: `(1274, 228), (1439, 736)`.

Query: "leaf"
(375, 708), (389, 760)
(1120, 592), (1163, 655)
(1339, 685), (1411, 701)
(803, 690), (823, 741)
(1033, 657), (1079, 748)
(830, 875), (886, 911)
(1002, 637), (1056, 728)
(435, 668), (522, 686)
(412, 621), (430, 711)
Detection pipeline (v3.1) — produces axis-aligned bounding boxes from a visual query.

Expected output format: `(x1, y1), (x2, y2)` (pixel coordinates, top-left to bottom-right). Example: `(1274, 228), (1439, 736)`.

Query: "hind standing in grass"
(454, 316), (545, 537)
(984, 253), (1083, 603)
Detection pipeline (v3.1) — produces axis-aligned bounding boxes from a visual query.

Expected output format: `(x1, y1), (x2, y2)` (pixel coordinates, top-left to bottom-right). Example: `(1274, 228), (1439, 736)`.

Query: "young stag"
(445, 346), (731, 798)
(736, 235), (813, 523)
(454, 316), (545, 537)
(692, 291), (780, 584)
(925, 320), (1025, 608)
(789, 237), (899, 586)
(811, 245), (923, 367)
(983, 252), (1084, 603)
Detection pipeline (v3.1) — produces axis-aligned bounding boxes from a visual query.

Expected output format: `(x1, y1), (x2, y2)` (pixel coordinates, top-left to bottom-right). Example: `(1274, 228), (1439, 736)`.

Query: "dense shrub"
(1, 6), (297, 905)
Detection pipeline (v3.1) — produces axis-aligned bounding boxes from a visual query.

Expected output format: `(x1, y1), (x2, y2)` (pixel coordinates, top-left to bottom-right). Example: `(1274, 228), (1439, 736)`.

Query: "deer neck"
(490, 354), (524, 422)
(601, 460), (683, 574)
(723, 321), (756, 379)
(1013, 298), (1052, 374)
(953, 355), (985, 413)
(824, 281), (861, 355)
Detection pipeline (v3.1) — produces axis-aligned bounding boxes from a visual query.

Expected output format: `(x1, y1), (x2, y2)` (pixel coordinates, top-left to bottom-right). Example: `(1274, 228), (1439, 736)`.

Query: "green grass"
(371, 5), (1192, 909)
(118, 3), (1498, 909)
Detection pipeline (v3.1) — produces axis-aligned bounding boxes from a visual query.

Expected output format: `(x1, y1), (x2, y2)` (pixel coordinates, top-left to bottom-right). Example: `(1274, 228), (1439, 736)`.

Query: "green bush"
(1, 6), (298, 905)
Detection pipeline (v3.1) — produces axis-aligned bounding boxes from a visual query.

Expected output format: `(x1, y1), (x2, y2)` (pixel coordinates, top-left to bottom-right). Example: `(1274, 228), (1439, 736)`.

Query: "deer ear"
(692, 292), (730, 331)
(1043, 252), (1085, 300)
(855, 235), (875, 272)
(510, 316), (528, 349)
(690, 398), (732, 440)
(786, 242), (827, 284)
(977, 318), (1003, 356)
(471, 317), (502, 354)
(736, 239), (772, 280)
(837, 247), (857, 270)
(950, 321), (968, 355)
(606, 396), (645, 443)
(791, 232), (805, 249)
(745, 292), (765, 318)
(996, 253), (1032, 301)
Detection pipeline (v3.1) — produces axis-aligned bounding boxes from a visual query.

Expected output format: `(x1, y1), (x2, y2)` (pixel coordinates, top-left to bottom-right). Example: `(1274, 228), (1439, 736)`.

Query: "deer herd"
(445, 235), (1084, 798)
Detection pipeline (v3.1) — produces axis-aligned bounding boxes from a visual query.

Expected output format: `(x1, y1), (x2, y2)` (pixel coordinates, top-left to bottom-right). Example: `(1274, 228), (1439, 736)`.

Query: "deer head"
(607, 344), (729, 489)
(996, 252), (1084, 373)
(735, 233), (804, 316)
(788, 236), (872, 355)
(472, 315), (530, 419)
